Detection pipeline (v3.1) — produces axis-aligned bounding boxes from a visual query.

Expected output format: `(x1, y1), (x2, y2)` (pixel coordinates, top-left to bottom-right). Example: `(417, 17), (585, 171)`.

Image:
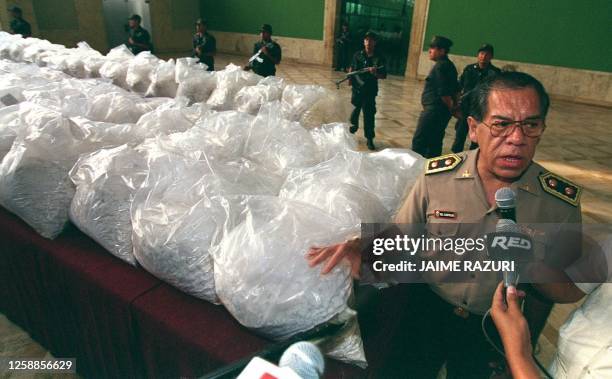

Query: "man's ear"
(467, 116), (479, 143)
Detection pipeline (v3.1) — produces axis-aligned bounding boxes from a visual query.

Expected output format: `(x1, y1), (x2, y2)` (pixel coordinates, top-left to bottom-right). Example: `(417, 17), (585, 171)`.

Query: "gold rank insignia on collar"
(425, 153), (462, 175)
(538, 172), (582, 206)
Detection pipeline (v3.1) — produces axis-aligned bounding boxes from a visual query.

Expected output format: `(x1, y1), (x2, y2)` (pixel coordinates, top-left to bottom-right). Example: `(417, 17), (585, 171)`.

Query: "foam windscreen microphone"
(486, 219), (534, 288)
(279, 341), (325, 379)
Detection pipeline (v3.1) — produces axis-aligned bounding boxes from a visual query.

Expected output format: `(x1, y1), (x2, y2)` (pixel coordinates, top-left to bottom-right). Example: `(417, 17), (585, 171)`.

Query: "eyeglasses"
(480, 119), (546, 138)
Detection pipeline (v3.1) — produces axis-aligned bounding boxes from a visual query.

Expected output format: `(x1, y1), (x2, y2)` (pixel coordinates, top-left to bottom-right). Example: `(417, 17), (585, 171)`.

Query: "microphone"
(495, 219), (521, 288)
(279, 342), (324, 379)
(495, 187), (516, 222)
(235, 342), (324, 379)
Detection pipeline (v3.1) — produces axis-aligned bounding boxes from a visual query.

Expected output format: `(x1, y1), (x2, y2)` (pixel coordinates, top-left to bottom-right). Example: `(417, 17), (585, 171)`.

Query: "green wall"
(172, 0), (200, 30)
(33, 0), (78, 30)
(424, 0), (611, 72)
(199, 0), (325, 40)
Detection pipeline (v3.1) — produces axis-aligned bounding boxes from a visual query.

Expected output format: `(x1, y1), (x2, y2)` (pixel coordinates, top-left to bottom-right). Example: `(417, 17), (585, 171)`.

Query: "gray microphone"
(278, 341), (325, 379)
(496, 218), (520, 288)
(495, 187), (516, 222)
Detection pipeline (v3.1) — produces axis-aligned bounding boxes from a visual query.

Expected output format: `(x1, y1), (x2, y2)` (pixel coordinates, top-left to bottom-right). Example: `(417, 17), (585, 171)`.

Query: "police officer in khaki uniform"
(308, 71), (585, 378)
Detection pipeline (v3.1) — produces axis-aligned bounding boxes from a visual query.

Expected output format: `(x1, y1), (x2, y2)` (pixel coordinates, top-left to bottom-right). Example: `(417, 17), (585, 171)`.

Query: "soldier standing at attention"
(309, 71), (585, 378)
(335, 21), (352, 72)
(411, 35), (458, 158)
(126, 15), (152, 55)
(452, 44), (501, 153)
(192, 18), (216, 71)
(8, 6), (31, 38)
(244, 24), (281, 77)
(348, 31), (387, 151)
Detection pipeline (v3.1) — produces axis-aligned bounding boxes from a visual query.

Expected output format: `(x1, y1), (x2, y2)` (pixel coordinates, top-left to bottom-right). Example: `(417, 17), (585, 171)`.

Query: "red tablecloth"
(0, 207), (379, 378)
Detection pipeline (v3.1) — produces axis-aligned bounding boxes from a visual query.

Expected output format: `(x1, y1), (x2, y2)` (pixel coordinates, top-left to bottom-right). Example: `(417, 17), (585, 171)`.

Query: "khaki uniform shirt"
(394, 149), (582, 314)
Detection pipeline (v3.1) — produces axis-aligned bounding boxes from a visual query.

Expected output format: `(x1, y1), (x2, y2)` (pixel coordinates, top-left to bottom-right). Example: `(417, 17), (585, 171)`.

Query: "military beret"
(478, 43), (494, 55)
(430, 35), (453, 50)
(364, 31), (378, 40)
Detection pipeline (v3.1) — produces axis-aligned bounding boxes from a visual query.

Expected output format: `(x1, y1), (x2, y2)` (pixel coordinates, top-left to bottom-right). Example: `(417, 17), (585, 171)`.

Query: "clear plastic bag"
(131, 146), (282, 303)
(210, 196), (365, 365)
(134, 100), (210, 137)
(0, 103), (28, 160)
(145, 58), (178, 98)
(175, 57), (215, 104)
(280, 149), (424, 216)
(206, 64), (261, 111)
(0, 106), (88, 238)
(69, 116), (144, 147)
(309, 122), (357, 161)
(234, 76), (285, 115)
(64, 42), (103, 79)
(281, 84), (349, 127)
(126, 51), (160, 94)
(85, 84), (167, 124)
(69, 144), (148, 265)
(21, 79), (91, 118)
(158, 110), (253, 161)
(244, 102), (320, 175)
(99, 45), (134, 89)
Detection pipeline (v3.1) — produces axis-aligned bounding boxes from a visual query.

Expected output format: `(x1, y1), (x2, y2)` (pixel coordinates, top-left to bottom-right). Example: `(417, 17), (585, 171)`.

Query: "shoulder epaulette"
(425, 153), (462, 175)
(538, 172), (581, 206)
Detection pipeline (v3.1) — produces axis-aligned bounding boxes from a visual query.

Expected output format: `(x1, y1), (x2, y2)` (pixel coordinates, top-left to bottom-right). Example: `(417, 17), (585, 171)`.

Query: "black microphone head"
(495, 187), (516, 209)
(496, 218), (520, 233)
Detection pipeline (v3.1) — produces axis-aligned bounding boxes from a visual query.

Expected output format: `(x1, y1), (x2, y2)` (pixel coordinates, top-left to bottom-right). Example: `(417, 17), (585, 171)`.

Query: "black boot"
(367, 139), (376, 151)
(349, 125), (358, 134)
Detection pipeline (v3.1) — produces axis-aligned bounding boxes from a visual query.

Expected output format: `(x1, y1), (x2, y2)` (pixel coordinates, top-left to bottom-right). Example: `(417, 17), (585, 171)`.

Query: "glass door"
(337, 0), (414, 76)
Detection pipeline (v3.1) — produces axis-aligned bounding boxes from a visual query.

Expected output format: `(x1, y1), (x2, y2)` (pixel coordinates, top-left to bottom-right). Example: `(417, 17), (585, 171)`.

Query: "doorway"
(102, 0), (152, 52)
(337, 0), (415, 76)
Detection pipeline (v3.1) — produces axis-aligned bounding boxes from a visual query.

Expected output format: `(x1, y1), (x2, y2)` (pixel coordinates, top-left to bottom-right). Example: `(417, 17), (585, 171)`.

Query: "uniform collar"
(454, 149), (540, 213)
(512, 161), (541, 196)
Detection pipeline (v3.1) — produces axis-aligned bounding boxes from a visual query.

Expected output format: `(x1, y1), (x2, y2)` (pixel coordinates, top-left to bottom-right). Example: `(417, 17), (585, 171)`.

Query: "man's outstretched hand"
(307, 238), (361, 278)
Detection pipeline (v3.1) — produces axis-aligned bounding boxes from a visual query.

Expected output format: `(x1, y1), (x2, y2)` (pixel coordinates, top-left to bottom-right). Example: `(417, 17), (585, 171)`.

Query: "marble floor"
(2, 53), (611, 377)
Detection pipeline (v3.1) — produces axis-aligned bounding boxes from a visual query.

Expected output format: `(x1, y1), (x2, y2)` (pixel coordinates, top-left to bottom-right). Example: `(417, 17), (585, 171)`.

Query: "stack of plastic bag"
(145, 58), (178, 98)
(210, 196), (366, 366)
(69, 144), (148, 265)
(99, 45), (134, 89)
(206, 64), (260, 111)
(281, 84), (348, 128)
(126, 51), (160, 94)
(233, 76), (285, 115)
(175, 57), (216, 104)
